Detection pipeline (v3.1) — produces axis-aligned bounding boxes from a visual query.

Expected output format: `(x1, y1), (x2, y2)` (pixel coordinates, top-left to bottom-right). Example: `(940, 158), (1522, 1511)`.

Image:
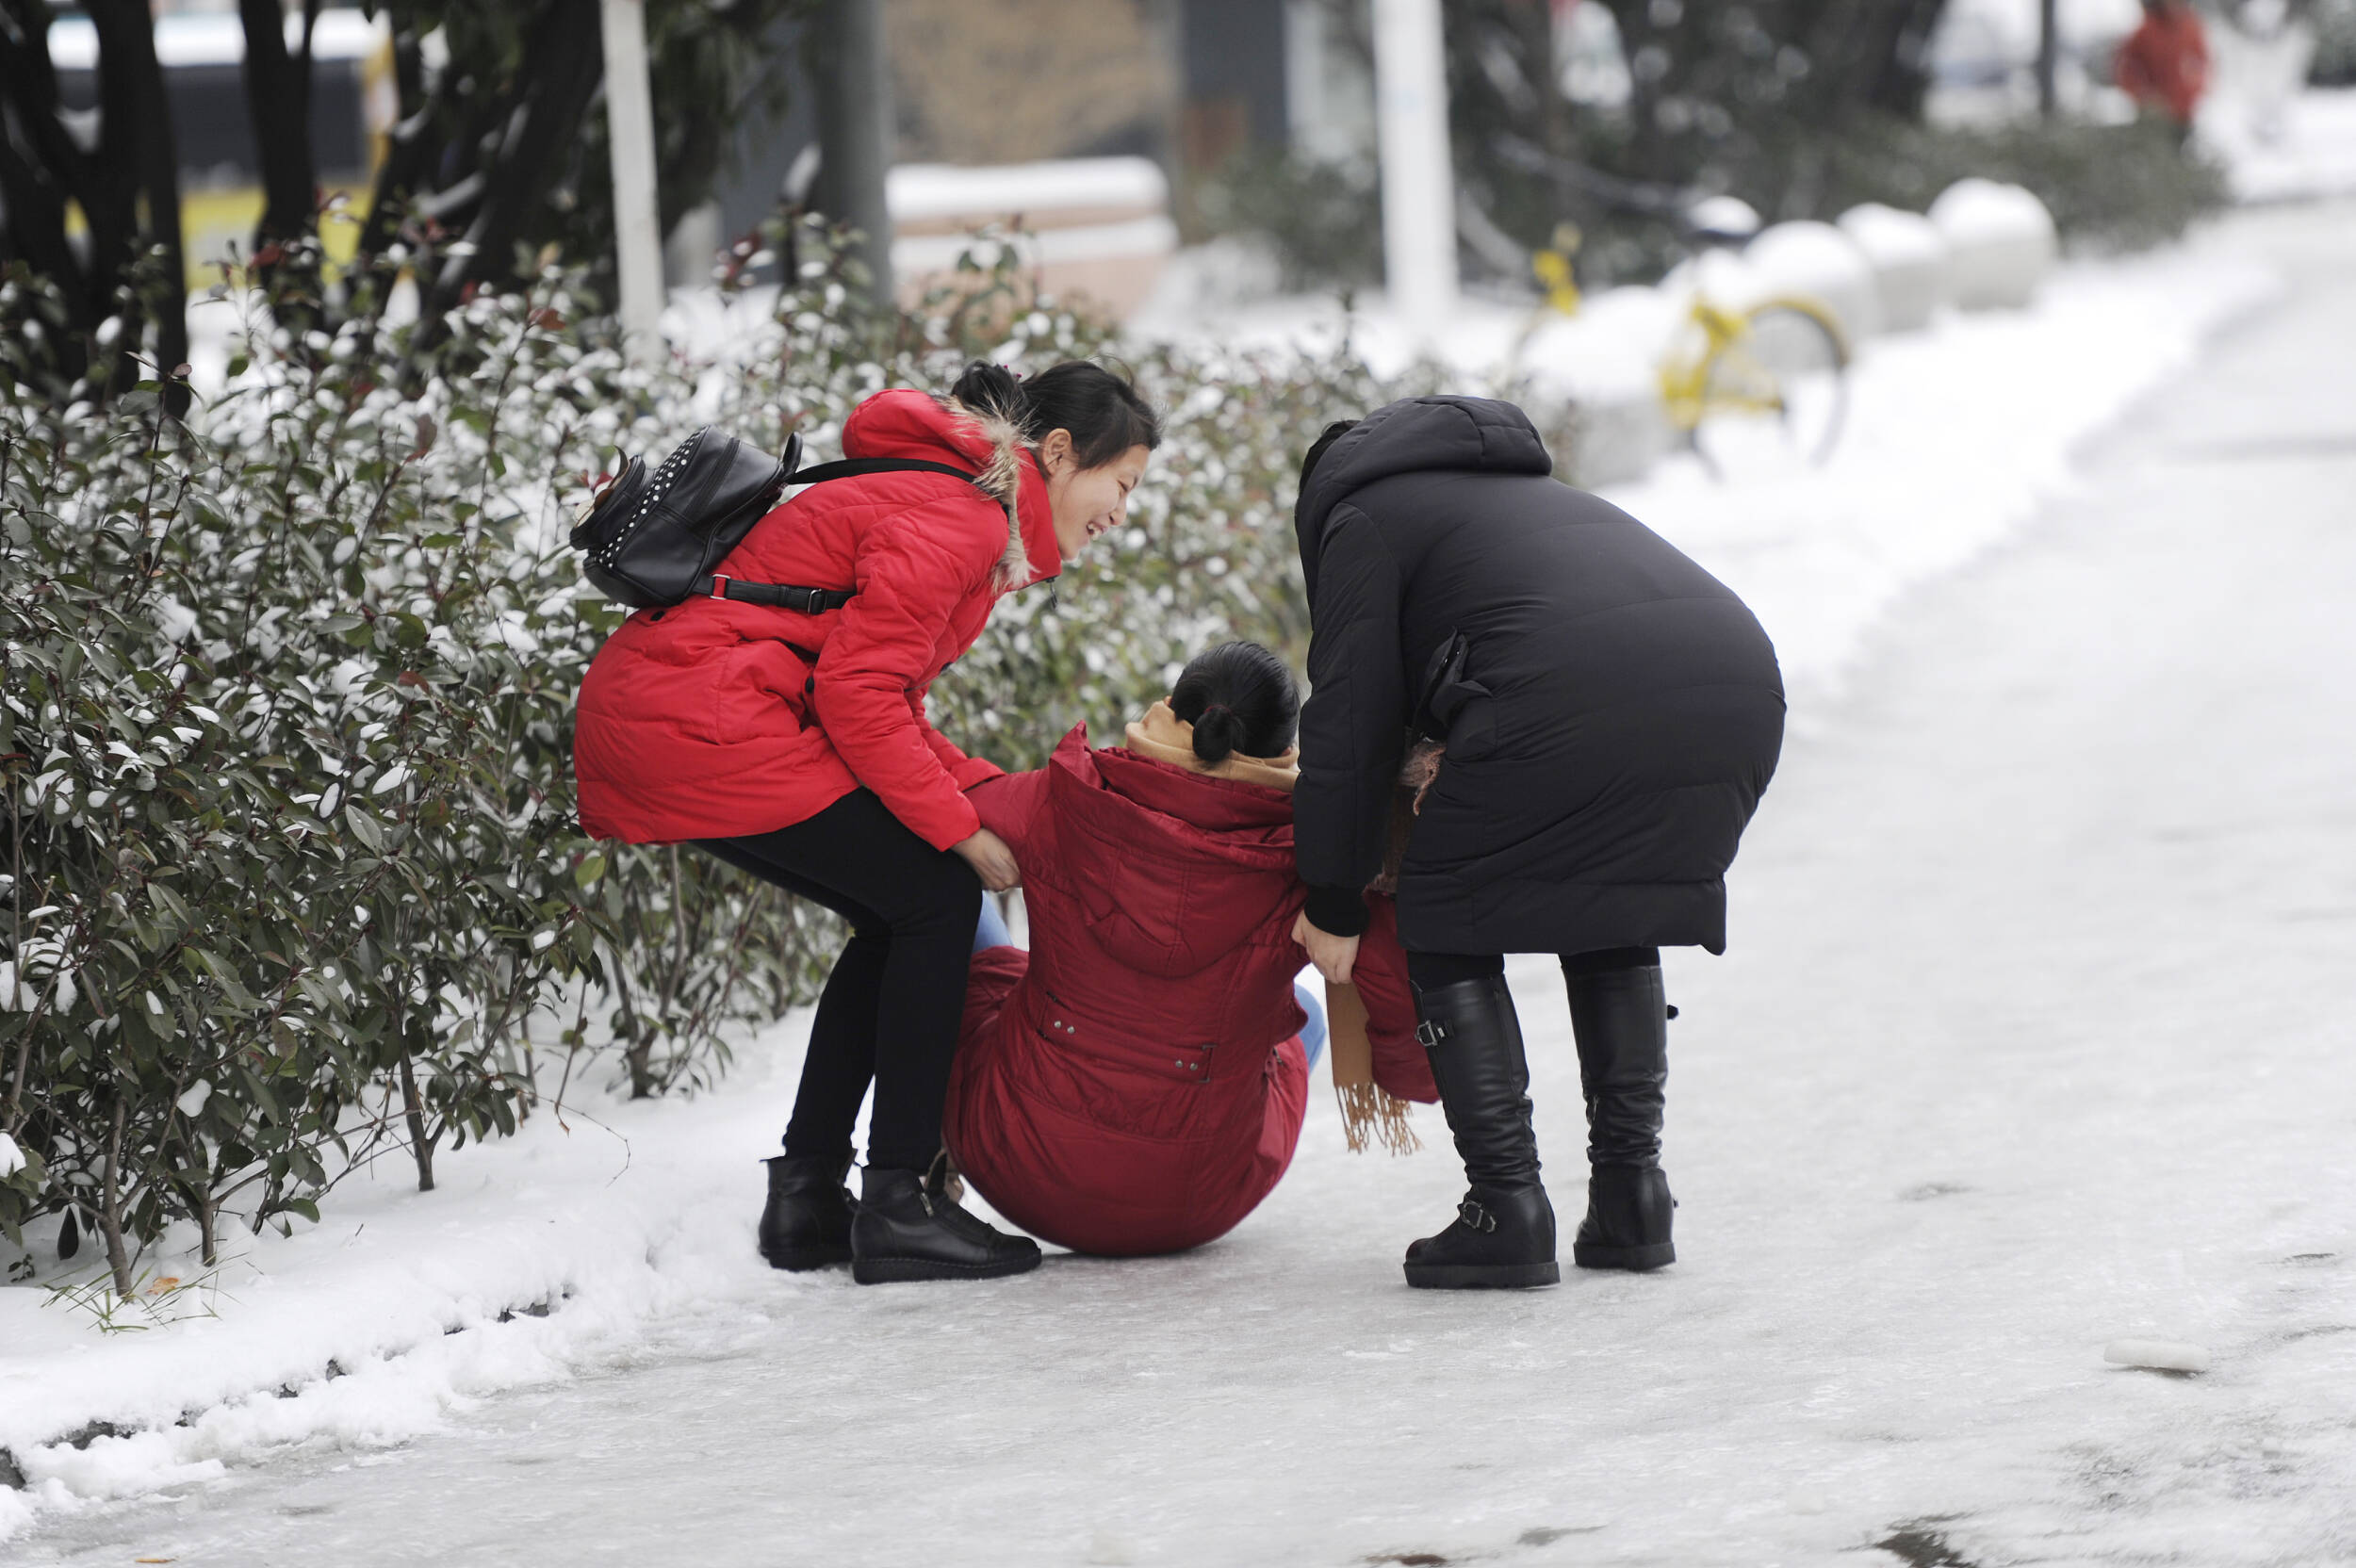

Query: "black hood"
(1293, 395), (1553, 600)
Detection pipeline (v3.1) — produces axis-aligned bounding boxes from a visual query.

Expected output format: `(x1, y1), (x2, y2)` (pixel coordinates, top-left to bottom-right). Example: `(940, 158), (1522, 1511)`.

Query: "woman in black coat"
(1288, 395), (1785, 1289)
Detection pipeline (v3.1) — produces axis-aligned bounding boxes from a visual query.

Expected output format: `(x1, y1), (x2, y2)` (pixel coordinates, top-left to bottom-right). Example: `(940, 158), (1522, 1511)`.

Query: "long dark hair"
(950, 360), (1162, 468)
(1170, 641), (1300, 765)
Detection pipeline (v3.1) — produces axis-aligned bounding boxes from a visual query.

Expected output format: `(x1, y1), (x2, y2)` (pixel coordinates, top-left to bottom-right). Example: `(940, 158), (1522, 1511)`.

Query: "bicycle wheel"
(1689, 298), (1850, 478)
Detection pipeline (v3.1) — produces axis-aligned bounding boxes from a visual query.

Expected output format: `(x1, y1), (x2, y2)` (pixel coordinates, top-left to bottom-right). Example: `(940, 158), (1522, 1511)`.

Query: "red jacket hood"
(843, 388), (1061, 588)
(1044, 727), (1301, 979)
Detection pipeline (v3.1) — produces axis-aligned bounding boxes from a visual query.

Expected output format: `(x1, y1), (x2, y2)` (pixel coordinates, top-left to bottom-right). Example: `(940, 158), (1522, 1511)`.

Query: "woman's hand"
(1292, 910), (1361, 986)
(953, 827), (1022, 891)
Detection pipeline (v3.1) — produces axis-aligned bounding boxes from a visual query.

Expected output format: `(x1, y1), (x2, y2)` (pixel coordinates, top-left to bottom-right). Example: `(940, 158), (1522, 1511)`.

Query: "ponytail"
(1170, 642), (1299, 763)
(950, 361), (1029, 428)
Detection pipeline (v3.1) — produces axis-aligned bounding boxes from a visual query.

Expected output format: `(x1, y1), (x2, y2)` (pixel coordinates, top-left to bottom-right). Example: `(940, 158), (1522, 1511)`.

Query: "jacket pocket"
(1415, 629), (1498, 760)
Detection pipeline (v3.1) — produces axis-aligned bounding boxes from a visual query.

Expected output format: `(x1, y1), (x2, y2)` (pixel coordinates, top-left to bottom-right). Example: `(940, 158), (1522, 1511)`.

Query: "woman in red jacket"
(942, 643), (1432, 1256)
(574, 362), (1160, 1284)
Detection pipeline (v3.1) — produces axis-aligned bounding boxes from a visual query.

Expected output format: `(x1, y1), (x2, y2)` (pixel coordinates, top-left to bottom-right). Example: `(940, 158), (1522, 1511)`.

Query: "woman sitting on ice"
(943, 642), (1432, 1256)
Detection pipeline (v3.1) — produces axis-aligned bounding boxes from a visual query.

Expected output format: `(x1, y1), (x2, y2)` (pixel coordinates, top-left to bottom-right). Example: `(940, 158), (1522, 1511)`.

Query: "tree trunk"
(100, 1100), (137, 1299)
(353, 27), (434, 273)
(398, 1053), (435, 1192)
(413, 0), (606, 355)
(2036, 0), (2060, 118)
(0, 7), (91, 385)
(239, 0), (324, 331)
(85, 0), (184, 403)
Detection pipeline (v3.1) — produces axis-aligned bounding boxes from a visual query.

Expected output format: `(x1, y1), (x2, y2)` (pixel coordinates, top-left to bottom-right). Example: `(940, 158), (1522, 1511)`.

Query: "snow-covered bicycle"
(1498, 137), (1852, 478)
(1533, 219), (1852, 478)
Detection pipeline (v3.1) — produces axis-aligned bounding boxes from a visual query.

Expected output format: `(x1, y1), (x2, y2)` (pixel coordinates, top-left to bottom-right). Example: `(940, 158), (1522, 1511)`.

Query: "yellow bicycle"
(1535, 222), (1852, 476)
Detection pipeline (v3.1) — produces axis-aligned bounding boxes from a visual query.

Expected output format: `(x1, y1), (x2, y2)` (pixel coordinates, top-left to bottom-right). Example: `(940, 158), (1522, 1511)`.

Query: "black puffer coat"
(1293, 396), (1786, 956)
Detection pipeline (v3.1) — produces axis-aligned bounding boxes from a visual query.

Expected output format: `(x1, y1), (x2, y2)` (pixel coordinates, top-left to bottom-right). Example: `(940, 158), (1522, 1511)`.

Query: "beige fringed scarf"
(1326, 737), (1448, 1156)
(1324, 982), (1422, 1155)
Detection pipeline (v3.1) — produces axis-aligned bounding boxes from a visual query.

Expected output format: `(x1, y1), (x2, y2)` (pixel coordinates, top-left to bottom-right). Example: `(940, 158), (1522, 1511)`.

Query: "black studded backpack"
(568, 427), (990, 612)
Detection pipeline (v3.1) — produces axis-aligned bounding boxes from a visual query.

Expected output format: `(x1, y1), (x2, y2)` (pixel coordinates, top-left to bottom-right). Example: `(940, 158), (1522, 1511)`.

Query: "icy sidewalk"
(0, 205), (2330, 1554)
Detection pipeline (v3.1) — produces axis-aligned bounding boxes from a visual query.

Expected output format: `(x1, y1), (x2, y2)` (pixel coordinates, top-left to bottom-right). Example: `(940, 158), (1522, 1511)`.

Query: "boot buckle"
(1457, 1198), (1497, 1233)
(1415, 1018), (1449, 1049)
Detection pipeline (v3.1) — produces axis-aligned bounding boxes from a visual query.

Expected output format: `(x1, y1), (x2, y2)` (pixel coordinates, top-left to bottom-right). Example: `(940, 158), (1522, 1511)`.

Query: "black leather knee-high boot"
(1402, 975), (1560, 1289)
(1562, 957), (1676, 1271)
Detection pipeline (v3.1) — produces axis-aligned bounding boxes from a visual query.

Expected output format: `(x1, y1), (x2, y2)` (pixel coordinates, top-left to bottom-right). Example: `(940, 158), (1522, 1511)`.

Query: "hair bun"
(1191, 703), (1237, 764)
(950, 362), (1027, 423)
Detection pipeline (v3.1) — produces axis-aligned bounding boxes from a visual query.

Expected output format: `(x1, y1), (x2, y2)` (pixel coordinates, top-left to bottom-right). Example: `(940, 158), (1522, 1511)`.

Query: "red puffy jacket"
(2117, 8), (2209, 126)
(943, 725), (1425, 1256)
(573, 390), (1057, 849)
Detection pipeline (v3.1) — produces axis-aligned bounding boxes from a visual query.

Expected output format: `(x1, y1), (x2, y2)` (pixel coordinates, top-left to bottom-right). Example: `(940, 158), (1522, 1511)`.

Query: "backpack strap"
(692, 575), (856, 612)
(691, 456), (992, 613)
(785, 456), (990, 490)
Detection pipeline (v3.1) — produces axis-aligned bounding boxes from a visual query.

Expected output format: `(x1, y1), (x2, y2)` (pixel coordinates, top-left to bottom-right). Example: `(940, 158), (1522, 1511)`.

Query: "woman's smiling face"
(1039, 431), (1152, 564)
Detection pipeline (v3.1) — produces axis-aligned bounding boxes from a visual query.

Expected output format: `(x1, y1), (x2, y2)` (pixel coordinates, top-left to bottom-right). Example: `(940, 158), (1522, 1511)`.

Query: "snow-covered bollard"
(2104, 1338), (2212, 1373)
(1741, 220), (1881, 342)
(1836, 203), (1951, 333)
(1928, 179), (2057, 311)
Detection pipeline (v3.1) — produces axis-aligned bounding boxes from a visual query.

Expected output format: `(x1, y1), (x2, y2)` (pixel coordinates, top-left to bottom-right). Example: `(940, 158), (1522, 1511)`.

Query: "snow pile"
(887, 157), (1170, 223)
(1741, 220), (1885, 342)
(2207, 88), (2356, 203)
(1930, 178), (2061, 309)
(1838, 203), (1954, 333)
(0, 1046), (817, 1542)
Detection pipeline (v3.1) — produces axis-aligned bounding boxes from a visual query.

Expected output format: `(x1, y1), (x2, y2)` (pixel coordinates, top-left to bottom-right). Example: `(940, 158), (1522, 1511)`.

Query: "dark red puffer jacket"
(943, 727), (1310, 1255)
(573, 390), (1058, 849)
(944, 725), (1427, 1256)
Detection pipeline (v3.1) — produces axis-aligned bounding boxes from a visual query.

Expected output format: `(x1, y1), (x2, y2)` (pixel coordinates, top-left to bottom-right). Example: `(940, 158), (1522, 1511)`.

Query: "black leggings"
(698, 790), (982, 1172)
(1406, 947), (1661, 993)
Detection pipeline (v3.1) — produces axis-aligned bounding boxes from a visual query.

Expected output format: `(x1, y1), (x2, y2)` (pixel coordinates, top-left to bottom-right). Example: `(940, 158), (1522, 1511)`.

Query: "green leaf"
(344, 804), (385, 852)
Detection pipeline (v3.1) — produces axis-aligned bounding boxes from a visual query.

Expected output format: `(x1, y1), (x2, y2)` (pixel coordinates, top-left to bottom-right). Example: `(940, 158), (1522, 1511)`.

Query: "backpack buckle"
(707, 573), (733, 601)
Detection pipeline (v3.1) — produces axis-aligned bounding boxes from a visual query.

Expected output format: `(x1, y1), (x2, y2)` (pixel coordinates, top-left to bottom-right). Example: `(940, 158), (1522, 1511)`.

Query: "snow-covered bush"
(0, 227), (1402, 1287)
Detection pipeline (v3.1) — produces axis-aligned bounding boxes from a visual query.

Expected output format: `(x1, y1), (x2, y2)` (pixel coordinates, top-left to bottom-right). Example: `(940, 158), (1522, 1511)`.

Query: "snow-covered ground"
(2211, 87), (2356, 204)
(7, 199), (2355, 1564)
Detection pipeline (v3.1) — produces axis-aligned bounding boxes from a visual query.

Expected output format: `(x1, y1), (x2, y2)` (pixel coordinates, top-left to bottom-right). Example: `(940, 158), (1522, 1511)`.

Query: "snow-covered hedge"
(0, 230), (1397, 1293)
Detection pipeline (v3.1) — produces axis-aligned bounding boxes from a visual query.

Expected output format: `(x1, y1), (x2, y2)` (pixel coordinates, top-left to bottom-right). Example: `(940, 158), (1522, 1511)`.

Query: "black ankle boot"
(1402, 974), (1559, 1290)
(850, 1162), (1041, 1285)
(1563, 958), (1676, 1271)
(758, 1153), (855, 1271)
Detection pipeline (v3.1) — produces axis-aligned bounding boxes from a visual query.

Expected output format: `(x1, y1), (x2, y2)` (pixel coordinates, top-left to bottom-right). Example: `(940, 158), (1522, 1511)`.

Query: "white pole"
(1371, 0), (1458, 333)
(599, 0), (664, 364)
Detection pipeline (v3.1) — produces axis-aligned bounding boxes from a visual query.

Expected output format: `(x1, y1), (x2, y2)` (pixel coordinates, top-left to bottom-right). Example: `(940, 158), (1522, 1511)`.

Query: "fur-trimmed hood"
(841, 388), (1059, 592)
